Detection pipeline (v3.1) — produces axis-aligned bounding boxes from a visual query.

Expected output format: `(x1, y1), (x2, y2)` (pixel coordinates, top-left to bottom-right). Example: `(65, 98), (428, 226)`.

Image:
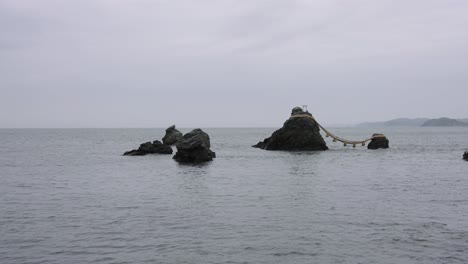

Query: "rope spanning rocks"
(162, 125), (183, 145)
(253, 107), (328, 151)
(173, 129), (216, 163)
(289, 113), (388, 149)
(123, 140), (173, 156)
(287, 109), (389, 149)
(254, 106), (390, 150)
(464, 151), (468, 161)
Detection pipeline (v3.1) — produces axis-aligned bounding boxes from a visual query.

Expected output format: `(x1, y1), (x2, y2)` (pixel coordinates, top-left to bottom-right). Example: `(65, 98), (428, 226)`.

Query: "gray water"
(1, 127), (467, 264)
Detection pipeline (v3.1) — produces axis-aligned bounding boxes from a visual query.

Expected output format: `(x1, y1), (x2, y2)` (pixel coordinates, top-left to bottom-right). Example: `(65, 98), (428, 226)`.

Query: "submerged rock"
(173, 129), (216, 163)
(464, 151), (468, 161)
(123, 140), (173, 156)
(162, 125), (183, 145)
(367, 134), (389, 149)
(253, 107), (328, 151)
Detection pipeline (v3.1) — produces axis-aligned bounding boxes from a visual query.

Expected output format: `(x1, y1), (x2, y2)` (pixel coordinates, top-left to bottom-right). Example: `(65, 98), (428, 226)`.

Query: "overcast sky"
(1, 0), (467, 128)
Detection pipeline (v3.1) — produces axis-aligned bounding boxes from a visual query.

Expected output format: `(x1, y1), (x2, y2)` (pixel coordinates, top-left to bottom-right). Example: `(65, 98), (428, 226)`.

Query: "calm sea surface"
(1, 127), (467, 264)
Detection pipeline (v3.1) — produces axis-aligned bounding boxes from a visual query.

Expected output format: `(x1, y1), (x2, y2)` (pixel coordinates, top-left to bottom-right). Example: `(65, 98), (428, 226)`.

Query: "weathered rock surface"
(253, 107), (328, 151)
(123, 140), (173, 156)
(367, 134), (389, 149)
(162, 125), (183, 145)
(463, 151), (468, 161)
(173, 129), (216, 163)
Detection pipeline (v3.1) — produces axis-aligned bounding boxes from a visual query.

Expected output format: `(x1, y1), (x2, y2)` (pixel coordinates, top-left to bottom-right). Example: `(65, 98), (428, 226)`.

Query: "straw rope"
(289, 114), (386, 147)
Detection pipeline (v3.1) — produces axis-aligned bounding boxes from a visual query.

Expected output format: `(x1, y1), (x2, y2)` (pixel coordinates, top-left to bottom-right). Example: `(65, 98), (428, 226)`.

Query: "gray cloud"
(1, 0), (468, 128)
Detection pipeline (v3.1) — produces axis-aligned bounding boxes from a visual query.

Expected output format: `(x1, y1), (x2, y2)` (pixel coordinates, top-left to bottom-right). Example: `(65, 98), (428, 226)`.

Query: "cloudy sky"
(1, 0), (467, 128)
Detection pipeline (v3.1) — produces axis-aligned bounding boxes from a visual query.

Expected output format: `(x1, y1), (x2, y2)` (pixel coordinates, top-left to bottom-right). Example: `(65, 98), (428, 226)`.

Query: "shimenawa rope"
(289, 114), (386, 147)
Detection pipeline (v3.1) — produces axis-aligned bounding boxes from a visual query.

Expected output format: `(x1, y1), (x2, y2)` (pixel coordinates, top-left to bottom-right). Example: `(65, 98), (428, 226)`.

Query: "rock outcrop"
(253, 107), (328, 151)
(463, 151), (468, 161)
(123, 140), (173, 156)
(173, 129), (216, 163)
(162, 125), (183, 145)
(367, 134), (389, 149)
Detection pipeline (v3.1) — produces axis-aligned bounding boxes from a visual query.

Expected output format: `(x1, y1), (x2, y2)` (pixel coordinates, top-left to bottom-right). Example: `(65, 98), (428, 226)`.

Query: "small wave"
(92, 257), (115, 263)
(273, 251), (317, 257)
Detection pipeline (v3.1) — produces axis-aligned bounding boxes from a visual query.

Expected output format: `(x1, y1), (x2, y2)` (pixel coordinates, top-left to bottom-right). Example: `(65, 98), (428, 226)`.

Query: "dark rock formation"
(123, 140), (173, 156)
(422, 118), (468, 127)
(173, 129), (216, 163)
(162, 125), (183, 145)
(253, 107), (328, 151)
(464, 152), (468, 161)
(367, 134), (389, 149)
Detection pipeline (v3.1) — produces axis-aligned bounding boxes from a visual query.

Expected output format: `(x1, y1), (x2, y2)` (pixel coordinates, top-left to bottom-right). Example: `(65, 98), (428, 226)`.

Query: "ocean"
(1, 127), (467, 264)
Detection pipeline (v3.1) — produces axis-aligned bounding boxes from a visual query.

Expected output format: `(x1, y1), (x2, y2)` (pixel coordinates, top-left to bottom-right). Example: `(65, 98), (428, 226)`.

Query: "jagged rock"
(367, 134), (389, 149)
(253, 107), (328, 151)
(123, 140), (173, 156)
(173, 129), (216, 163)
(162, 125), (183, 145)
(463, 151), (468, 161)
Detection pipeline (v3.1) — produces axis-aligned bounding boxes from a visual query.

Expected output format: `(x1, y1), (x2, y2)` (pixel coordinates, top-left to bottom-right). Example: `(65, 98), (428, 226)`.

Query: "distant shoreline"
(357, 117), (468, 127)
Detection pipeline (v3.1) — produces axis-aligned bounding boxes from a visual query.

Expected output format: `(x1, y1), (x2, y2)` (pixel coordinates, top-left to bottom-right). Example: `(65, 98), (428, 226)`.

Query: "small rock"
(173, 129), (216, 163)
(367, 134), (389, 149)
(123, 140), (173, 156)
(162, 125), (183, 145)
(463, 151), (468, 161)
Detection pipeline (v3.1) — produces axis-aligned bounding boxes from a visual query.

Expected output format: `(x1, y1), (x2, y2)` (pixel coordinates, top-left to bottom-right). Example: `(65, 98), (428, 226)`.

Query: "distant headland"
(357, 117), (468, 127)
(421, 118), (468, 127)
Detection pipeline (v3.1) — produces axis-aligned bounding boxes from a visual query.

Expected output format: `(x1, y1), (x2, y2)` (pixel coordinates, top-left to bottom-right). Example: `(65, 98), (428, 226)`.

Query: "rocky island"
(253, 107), (328, 151)
(123, 140), (173, 156)
(367, 134), (390, 149)
(124, 126), (216, 163)
(173, 129), (216, 163)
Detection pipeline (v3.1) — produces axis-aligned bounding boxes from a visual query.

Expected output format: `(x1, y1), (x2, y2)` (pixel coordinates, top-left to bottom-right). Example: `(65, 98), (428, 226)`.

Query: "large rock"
(464, 151), (468, 161)
(253, 107), (328, 151)
(162, 125), (183, 145)
(173, 129), (216, 163)
(367, 134), (389, 149)
(123, 140), (173, 156)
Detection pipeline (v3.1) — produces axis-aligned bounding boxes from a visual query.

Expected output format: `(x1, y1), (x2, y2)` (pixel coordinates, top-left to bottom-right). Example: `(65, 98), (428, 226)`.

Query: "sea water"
(1, 127), (467, 264)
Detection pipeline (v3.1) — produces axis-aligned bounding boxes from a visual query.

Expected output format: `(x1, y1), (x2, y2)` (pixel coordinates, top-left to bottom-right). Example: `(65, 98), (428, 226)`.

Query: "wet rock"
(123, 140), (173, 156)
(253, 107), (328, 151)
(173, 129), (216, 163)
(367, 134), (389, 149)
(162, 125), (183, 145)
(252, 138), (270, 149)
(463, 151), (468, 161)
